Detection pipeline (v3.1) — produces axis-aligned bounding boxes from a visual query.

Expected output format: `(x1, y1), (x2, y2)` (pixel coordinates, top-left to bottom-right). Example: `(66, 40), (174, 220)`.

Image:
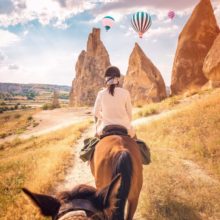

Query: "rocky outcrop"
(171, 0), (219, 95)
(203, 33), (220, 88)
(69, 28), (110, 106)
(123, 43), (166, 106)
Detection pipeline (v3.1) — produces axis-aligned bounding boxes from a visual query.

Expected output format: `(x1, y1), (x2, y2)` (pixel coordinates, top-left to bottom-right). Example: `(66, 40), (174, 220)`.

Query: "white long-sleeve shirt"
(93, 87), (135, 137)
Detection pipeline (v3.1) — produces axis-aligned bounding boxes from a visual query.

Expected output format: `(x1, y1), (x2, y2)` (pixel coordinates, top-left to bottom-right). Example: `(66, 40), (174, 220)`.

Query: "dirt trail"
(56, 125), (95, 192)
(0, 107), (92, 143)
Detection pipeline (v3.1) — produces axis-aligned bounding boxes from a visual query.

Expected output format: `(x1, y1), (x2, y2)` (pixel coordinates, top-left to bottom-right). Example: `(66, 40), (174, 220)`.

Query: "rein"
(56, 199), (100, 220)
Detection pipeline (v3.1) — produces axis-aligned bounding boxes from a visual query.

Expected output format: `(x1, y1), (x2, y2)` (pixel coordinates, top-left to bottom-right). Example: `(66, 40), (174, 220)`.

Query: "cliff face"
(203, 33), (220, 88)
(123, 43), (166, 106)
(69, 28), (111, 106)
(171, 0), (219, 95)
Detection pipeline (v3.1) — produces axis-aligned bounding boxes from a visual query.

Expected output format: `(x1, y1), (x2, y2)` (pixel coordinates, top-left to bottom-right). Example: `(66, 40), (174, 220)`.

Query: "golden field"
(0, 120), (91, 220)
(0, 88), (220, 220)
(136, 89), (220, 220)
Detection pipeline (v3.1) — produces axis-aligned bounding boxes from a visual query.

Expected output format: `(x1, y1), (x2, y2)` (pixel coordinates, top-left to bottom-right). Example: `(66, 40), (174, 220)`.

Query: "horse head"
(22, 175), (121, 220)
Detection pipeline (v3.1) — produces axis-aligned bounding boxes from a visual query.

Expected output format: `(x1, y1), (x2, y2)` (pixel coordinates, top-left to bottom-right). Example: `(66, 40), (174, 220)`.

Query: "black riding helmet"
(105, 66), (121, 78)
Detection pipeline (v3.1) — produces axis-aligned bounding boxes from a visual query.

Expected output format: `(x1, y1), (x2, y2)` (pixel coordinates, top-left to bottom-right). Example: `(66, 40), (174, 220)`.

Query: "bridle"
(55, 199), (103, 220)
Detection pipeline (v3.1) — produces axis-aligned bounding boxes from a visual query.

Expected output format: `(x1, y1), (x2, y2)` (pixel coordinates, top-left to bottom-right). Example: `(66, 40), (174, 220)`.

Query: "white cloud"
(8, 63), (19, 70)
(0, 0), (95, 28)
(146, 25), (179, 38)
(0, 29), (20, 47)
(0, 51), (7, 62)
(125, 25), (179, 39)
(94, 0), (199, 15)
(23, 30), (29, 36)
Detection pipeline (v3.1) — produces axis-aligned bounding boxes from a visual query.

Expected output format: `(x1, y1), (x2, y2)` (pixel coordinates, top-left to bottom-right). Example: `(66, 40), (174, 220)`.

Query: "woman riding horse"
(90, 66), (143, 219)
(22, 66), (143, 220)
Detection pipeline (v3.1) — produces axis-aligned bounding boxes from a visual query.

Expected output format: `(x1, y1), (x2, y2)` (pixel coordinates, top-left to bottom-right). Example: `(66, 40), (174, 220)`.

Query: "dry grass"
(0, 109), (38, 138)
(0, 120), (91, 220)
(136, 89), (220, 220)
(133, 88), (217, 120)
(133, 95), (181, 119)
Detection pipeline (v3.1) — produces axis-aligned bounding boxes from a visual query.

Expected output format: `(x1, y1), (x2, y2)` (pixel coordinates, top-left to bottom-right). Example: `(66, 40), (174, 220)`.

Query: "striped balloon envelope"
(168, 10), (175, 19)
(131, 12), (152, 38)
(102, 16), (115, 31)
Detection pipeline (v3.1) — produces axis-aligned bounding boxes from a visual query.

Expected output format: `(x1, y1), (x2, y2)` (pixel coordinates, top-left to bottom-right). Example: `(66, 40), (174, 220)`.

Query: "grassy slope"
(0, 120), (91, 220)
(0, 109), (38, 139)
(136, 89), (220, 220)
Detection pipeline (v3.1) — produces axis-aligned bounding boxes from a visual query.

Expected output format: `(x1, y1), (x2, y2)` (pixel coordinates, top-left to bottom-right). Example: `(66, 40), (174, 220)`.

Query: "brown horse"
(90, 134), (143, 220)
(23, 133), (142, 220)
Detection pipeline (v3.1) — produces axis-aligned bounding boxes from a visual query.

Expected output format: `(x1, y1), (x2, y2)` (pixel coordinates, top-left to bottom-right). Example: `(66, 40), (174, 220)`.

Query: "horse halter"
(55, 199), (103, 220)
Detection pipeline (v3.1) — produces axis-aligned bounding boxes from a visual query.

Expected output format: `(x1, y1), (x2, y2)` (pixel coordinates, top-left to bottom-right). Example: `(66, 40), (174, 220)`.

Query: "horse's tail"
(112, 150), (133, 219)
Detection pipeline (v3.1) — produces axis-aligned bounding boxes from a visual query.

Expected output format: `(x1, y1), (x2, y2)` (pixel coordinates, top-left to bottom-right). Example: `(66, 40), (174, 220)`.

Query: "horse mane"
(112, 149), (133, 218)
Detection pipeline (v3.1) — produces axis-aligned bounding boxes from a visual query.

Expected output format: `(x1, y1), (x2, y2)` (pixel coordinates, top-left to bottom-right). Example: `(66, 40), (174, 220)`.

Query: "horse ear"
(22, 188), (60, 217)
(99, 174), (122, 211)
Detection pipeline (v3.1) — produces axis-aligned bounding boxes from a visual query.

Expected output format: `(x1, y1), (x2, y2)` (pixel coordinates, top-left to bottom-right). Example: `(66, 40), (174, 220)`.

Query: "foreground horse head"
(22, 174), (121, 220)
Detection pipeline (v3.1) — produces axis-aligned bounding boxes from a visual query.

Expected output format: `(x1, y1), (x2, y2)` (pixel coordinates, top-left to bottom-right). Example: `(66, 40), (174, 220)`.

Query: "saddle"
(100, 124), (129, 139)
(80, 125), (151, 165)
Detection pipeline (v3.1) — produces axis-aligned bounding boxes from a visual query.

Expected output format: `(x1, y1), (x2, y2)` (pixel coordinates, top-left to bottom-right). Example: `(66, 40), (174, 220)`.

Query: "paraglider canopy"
(131, 12), (152, 38)
(102, 16), (115, 31)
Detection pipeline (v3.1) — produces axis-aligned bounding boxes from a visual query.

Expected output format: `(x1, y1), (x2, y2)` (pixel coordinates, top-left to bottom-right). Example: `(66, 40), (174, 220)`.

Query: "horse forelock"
(56, 185), (105, 219)
(57, 185), (97, 202)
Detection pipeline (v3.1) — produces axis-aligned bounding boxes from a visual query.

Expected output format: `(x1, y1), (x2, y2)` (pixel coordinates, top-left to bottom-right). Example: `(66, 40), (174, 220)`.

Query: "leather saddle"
(100, 124), (128, 139)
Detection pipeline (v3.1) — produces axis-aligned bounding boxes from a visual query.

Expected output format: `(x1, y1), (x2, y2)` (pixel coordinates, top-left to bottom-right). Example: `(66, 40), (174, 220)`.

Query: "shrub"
(27, 116), (33, 121)
(0, 101), (6, 105)
(42, 103), (53, 110)
(33, 122), (39, 127)
(14, 114), (21, 119)
(0, 133), (7, 138)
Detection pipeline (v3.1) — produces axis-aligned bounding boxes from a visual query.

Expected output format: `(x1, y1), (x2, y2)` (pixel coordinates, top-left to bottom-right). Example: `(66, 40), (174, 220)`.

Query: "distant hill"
(0, 83), (71, 100)
(0, 83), (70, 94)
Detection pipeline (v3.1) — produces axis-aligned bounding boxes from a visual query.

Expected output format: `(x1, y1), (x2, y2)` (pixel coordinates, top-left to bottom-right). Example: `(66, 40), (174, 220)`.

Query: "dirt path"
(56, 125), (95, 192)
(0, 107), (92, 143)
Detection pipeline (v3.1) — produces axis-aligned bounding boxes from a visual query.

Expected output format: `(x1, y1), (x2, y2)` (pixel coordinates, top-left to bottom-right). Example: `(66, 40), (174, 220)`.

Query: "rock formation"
(171, 0), (219, 95)
(203, 33), (220, 88)
(69, 28), (111, 106)
(52, 90), (60, 108)
(123, 43), (166, 106)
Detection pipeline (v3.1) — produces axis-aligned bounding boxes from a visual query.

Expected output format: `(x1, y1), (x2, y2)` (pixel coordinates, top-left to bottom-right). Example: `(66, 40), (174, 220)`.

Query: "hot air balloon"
(131, 12), (152, 38)
(102, 16), (115, 31)
(168, 10), (175, 20)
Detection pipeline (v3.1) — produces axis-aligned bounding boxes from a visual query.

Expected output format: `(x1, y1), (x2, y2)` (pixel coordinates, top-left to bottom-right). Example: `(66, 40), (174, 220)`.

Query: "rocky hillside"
(203, 33), (220, 88)
(69, 28), (111, 106)
(171, 0), (219, 95)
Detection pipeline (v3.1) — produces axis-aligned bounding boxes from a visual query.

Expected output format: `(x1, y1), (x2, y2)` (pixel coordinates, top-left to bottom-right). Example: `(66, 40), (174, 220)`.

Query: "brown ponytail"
(109, 84), (116, 96)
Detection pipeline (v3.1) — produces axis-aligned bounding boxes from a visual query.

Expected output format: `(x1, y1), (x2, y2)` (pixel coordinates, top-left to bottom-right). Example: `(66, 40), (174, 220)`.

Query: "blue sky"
(0, 0), (219, 86)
